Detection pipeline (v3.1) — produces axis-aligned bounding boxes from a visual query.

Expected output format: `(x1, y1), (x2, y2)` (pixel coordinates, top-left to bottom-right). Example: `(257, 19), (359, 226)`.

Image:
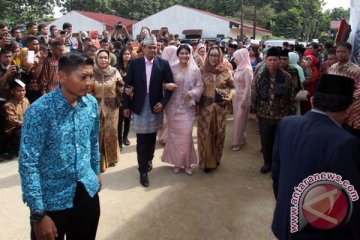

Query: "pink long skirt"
(161, 112), (198, 167)
(232, 99), (249, 148)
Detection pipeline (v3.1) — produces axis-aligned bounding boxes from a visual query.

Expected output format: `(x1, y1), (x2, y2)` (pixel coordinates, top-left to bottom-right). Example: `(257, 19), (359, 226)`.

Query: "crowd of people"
(0, 19), (359, 239)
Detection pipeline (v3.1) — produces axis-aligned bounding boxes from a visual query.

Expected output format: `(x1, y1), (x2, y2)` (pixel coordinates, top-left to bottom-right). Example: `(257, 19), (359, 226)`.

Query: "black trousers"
(118, 106), (131, 145)
(0, 101), (6, 154)
(258, 117), (279, 167)
(31, 183), (100, 240)
(136, 133), (157, 174)
(6, 128), (21, 154)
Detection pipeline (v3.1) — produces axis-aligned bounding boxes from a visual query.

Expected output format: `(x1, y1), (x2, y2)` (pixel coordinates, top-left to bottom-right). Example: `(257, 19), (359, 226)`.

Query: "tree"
(0, 0), (55, 25)
(327, 7), (350, 20)
(272, 8), (302, 39)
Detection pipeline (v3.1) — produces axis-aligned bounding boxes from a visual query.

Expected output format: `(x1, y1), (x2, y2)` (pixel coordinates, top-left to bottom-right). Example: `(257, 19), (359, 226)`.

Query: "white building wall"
(133, 5), (230, 39)
(49, 11), (106, 33)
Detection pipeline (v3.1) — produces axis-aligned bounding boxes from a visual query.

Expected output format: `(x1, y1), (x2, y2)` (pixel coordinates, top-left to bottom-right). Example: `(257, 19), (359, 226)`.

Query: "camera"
(15, 65), (22, 73)
(115, 25), (123, 30)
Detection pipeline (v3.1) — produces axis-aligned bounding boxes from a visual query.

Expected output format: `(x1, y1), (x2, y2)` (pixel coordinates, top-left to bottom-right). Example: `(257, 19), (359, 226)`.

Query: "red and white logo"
(301, 183), (350, 229)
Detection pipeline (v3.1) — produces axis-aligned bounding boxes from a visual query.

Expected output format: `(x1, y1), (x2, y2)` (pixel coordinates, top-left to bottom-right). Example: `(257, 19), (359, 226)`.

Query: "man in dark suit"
(123, 35), (174, 187)
(272, 74), (360, 239)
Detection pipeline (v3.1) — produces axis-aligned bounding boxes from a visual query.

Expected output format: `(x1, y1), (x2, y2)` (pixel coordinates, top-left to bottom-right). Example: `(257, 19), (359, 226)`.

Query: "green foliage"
(0, 0), (55, 25)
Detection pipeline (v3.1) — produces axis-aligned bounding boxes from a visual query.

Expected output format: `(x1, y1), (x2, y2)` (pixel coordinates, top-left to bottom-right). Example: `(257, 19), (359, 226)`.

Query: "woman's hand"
(181, 92), (192, 101)
(125, 86), (134, 96)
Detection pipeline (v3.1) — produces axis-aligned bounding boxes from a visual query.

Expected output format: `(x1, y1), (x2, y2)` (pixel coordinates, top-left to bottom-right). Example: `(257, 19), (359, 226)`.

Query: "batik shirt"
(19, 86), (100, 212)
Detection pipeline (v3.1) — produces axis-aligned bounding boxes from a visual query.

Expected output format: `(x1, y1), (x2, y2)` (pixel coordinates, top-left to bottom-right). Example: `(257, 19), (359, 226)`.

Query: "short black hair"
(337, 42), (352, 51)
(327, 48), (336, 56)
(37, 24), (47, 32)
(10, 26), (20, 35)
(0, 47), (12, 56)
(26, 22), (36, 30)
(84, 46), (97, 54)
(309, 42), (319, 49)
(118, 47), (132, 70)
(50, 25), (57, 32)
(176, 44), (191, 56)
(25, 35), (38, 46)
(50, 40), (64, 48)
(113, 41), (122, 49)
(0, 23), (7, 29)
(58, 52), (94, 73)
(283, 41), (290, 47)
(9, 80), (24, 90)
(62, 22), (72, 30)
(100, 39), (108, 44)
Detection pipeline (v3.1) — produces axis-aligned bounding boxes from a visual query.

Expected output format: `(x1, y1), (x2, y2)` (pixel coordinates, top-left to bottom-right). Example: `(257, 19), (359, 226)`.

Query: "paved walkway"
(0, 117), (276, 240)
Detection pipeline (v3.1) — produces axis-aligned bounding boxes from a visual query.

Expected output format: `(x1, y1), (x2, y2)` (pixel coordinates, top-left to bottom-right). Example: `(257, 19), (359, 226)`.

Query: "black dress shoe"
(123, 137), (130, 146)
(260, 165), (271, 174)
(140, 173), (149, 187)
(147, 161), (153, 172)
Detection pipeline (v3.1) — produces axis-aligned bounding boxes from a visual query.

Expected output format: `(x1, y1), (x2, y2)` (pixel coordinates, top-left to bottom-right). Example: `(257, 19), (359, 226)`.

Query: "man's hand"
(153, 102), (164, 113)
(4, 65), (16, 77)
(123, 109), (130, 118)
(36, 51), (48, 63)
(97, 175), (102, 192)
(249, 114), (257, 121)
(34, 215), (58, 240)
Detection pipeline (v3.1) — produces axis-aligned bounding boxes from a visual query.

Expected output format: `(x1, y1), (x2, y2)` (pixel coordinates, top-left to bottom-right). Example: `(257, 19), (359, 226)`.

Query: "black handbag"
(214, 88), (224, 104)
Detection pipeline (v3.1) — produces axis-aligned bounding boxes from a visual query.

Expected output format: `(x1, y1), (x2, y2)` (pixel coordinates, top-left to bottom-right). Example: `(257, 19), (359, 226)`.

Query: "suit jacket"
(123, 56), (174, 114)
(272, 111), (360, 240)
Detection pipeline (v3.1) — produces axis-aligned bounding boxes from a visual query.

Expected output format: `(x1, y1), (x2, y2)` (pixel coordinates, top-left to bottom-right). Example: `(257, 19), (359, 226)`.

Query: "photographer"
(62, 22), (74, 51)
(0, 47), (21, 101)
(111, 22), (129, 48)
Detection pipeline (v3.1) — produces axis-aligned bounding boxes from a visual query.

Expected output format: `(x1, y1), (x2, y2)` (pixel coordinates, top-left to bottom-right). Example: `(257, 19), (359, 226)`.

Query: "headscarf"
(204, 45), (230, 74)
(94, 49), (117, 77)
(289, 52), (305, 83)
(175, 44), (199, 92)
(81, 31), (88, 38)
(195, 43), (207, 61)
(233, 48), (252, 72)
(305, 53), (319, 80)
(162, 45), (178, 66)
(89, 30), (100, 49)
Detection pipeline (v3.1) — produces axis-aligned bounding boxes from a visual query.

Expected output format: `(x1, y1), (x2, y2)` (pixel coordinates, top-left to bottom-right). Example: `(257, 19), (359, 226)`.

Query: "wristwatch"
(30, 211), (46, 223)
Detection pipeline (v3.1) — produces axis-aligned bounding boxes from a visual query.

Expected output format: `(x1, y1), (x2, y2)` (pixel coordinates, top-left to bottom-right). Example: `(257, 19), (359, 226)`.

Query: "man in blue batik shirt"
(19, 52), (101, 240)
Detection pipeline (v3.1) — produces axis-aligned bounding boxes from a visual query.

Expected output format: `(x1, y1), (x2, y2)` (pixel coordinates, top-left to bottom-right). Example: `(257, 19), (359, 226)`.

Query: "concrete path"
(0, 117), (276, 240)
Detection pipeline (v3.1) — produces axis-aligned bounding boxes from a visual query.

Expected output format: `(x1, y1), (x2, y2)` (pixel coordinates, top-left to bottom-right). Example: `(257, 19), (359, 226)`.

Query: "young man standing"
(40, 41), (65, 94)
(19, 52), (101, 240)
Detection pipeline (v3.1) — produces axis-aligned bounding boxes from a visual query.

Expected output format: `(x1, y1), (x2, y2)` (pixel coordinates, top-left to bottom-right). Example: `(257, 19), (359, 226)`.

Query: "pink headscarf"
(89, 30), (100, 49)
(162, 45), (178, 66)
(233, 48), (252, 71)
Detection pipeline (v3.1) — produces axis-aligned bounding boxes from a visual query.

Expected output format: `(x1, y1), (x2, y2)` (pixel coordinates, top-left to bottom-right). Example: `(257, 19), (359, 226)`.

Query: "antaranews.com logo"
(290, 172), (359, 233)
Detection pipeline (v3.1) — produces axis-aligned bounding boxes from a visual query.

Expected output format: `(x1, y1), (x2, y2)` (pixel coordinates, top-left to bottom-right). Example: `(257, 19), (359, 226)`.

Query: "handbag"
(214, 88), (224, 104)
(295, 84), (309, 101)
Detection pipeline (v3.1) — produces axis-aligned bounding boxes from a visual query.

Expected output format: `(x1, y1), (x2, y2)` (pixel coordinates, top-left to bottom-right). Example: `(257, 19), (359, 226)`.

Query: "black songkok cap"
(267, 47), (280, 57)
(279, 49), (290, 57)
(316, 74), (354, 98)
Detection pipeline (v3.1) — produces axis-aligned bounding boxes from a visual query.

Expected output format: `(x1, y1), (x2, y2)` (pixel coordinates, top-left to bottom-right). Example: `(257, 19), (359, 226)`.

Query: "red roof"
(181, 5), (272, 34)
(75, 10), (136, 31)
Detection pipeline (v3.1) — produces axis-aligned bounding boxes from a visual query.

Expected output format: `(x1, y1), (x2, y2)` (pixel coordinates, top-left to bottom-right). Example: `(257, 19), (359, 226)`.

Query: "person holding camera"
(111, 22), (129, 48)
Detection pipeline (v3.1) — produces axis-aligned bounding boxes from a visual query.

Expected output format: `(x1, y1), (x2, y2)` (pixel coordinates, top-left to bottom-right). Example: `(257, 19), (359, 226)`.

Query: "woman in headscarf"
(89, 30), (100, 49)
(161, 44), (204, 175)
(302, 50), (319, 114)
(231, 48), (253, 151)
(198, 45), (235, 172)
(156, 45), (178, 145)
(93, 49), (124, 172)
(194, 43), (207, 69)
(289, 52), (306, 115)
